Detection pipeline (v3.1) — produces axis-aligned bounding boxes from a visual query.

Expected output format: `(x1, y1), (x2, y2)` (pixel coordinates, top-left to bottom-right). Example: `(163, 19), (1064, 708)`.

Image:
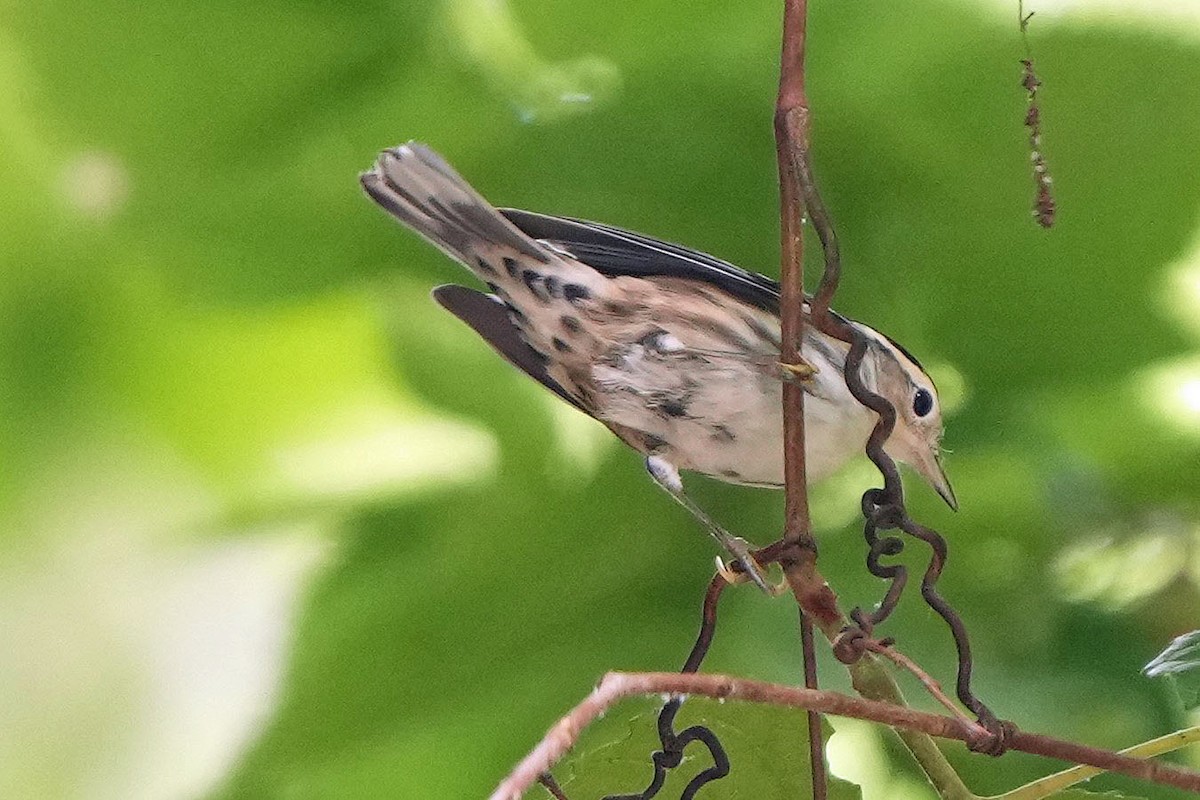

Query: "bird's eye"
(912, 388), (934, 418)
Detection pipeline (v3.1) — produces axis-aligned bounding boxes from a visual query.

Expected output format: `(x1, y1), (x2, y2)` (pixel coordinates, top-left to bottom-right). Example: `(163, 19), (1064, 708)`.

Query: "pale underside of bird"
(360, 143), (953, 589)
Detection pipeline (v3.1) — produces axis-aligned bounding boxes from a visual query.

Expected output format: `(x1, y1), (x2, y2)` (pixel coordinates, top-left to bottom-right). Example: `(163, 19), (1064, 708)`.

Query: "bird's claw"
(715, 551), (787, 596)
(778, 358), (818, 383)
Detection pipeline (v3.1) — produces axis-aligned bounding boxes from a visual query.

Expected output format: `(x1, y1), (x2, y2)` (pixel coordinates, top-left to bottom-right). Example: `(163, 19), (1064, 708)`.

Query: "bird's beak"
(933, 457), (958, 511)
(912, 448), (958, 511)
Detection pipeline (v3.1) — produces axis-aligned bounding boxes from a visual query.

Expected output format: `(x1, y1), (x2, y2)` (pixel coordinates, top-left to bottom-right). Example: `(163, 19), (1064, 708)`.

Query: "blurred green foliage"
(2, 1), (1200, 799)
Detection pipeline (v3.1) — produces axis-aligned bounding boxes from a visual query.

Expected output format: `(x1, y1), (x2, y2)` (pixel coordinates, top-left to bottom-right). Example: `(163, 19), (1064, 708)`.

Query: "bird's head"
(862, 330), (957, 510)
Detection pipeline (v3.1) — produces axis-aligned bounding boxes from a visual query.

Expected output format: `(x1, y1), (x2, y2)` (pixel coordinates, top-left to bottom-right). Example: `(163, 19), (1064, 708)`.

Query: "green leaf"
(553, 696), (860, 800)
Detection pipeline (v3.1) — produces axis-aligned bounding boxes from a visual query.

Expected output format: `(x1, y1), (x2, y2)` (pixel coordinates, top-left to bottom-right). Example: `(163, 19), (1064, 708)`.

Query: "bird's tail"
(360, 143), (561, 281)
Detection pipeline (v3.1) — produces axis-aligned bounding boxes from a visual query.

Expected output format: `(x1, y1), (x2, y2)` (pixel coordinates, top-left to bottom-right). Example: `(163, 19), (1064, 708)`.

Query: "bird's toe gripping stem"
(778, 357), (818, 383)
(714, 551), (788, 595)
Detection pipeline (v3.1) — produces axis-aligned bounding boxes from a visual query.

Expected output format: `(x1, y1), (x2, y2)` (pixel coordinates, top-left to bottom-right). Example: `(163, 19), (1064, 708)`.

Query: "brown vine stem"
(772, 0), (842, 629)
(799, 609), (825, 799)
(776, 0), (811, 555)
(774, 2), (829, 798)
(992, 726), (1200, 800)
(864, 640), (981, 732)
(771, 0), (843, 641)
(536, 773), (569, 800)
(488, 672), (1200, 800)
(768, 2), (982, 797)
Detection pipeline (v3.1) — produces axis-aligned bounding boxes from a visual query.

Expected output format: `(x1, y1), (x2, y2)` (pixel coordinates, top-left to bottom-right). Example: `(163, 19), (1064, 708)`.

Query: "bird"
(360, 142), (954, 590)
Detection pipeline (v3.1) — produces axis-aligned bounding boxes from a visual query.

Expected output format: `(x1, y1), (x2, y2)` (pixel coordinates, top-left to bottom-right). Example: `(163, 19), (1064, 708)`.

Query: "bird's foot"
(715, 546), (787, 596)
(778, 358), (818, 383)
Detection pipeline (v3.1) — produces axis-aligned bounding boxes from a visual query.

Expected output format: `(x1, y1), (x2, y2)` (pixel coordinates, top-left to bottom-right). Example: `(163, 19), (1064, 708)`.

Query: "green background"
(2, 0), (1199, 798)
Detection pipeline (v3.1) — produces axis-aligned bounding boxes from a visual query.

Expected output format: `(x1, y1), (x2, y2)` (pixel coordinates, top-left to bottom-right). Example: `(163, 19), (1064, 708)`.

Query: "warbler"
(361, 143), (954, 588)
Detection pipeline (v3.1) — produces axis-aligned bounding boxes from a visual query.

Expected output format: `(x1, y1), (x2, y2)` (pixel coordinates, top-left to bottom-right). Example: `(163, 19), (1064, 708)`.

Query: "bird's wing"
(431, 284), (585, 411)
(496, 209), (915, 366)
(499, 209), (783, 314)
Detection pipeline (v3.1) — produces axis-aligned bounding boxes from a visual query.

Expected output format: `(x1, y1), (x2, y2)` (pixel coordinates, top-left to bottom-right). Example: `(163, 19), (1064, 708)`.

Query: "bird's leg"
(645, 456), (775, 593)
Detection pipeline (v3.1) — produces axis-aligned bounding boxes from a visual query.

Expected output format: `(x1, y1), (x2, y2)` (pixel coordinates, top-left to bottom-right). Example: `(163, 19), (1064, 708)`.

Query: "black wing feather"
(432, 285), (584, 410)
(500, 208), (782, 313)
